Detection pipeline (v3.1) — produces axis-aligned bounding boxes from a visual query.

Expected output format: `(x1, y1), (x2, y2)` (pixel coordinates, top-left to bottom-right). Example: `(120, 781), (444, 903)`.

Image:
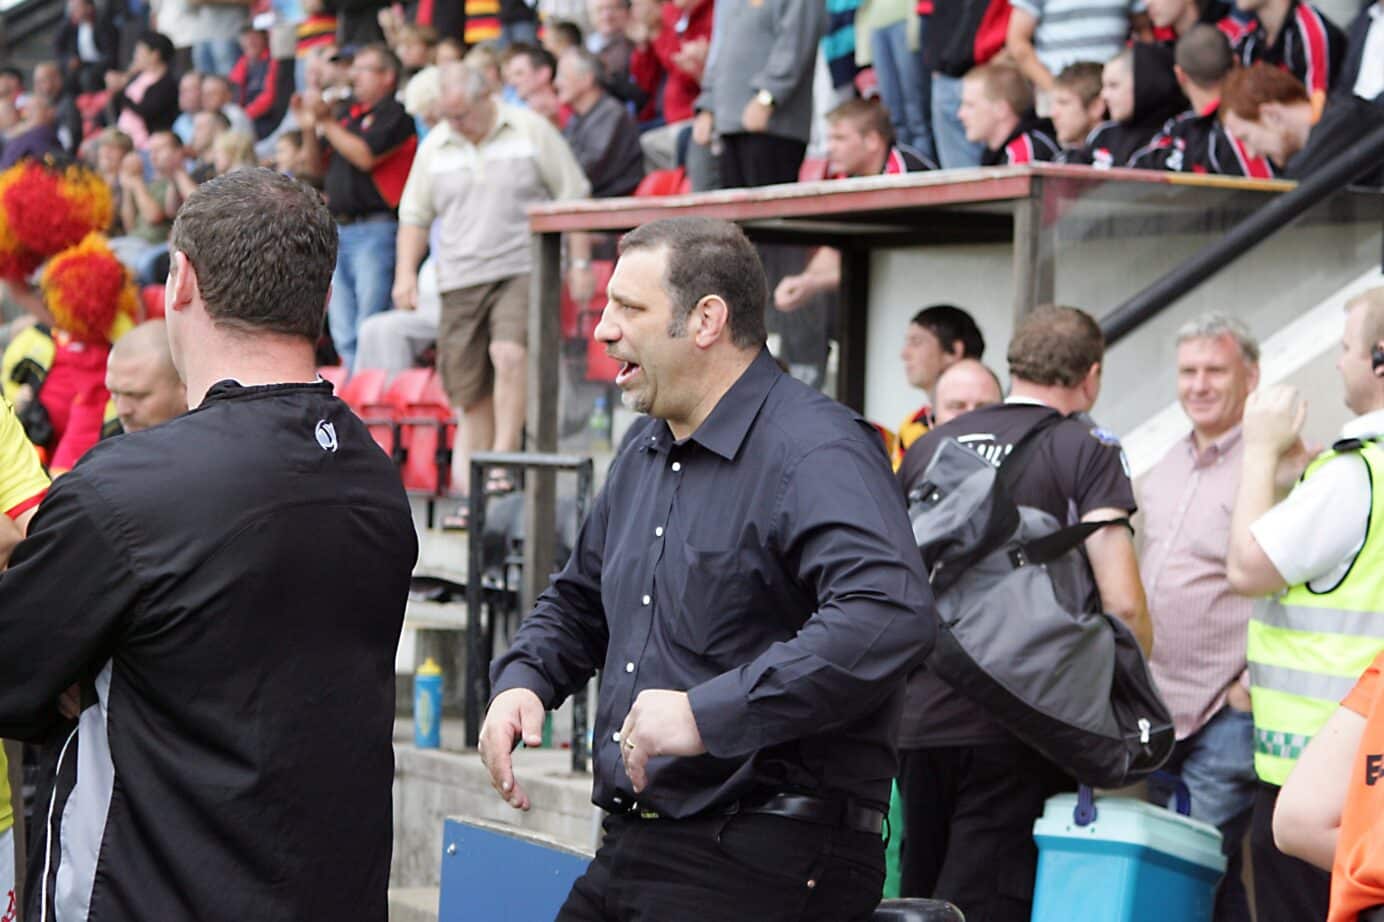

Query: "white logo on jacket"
(315, 420), (339, 453)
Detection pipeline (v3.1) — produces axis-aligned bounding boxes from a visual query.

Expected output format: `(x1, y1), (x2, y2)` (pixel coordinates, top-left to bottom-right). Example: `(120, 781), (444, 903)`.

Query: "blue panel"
(438, 819), (592, 921)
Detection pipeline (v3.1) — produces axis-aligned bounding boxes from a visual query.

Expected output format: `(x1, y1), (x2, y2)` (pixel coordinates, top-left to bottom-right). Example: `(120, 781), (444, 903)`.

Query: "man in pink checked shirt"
(1137, 312), (1262, 922)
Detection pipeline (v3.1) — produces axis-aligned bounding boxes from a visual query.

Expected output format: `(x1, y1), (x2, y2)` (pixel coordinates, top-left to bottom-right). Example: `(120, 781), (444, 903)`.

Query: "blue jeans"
(194, 38), (241, 77)
(1147, 705), (1256, 922)
(329, 219), (398, 370)
(872, 19), (934, 164)
(930, 72), (985, 169)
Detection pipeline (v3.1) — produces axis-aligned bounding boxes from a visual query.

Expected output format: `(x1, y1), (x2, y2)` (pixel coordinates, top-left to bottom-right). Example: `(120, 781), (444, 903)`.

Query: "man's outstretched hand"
(478, 687), (545, 811)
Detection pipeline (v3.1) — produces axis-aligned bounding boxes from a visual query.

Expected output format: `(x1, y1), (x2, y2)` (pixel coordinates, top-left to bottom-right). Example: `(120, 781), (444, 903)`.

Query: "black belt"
(622, 793), (885, 836)
(334, 211), (394, 225)
(741, 793), (885, 836)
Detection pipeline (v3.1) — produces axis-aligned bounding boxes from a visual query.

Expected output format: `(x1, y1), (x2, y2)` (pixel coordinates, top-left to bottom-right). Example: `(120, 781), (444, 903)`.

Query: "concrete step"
(391, 720), (595, 891)
(388, 887), (439, 922)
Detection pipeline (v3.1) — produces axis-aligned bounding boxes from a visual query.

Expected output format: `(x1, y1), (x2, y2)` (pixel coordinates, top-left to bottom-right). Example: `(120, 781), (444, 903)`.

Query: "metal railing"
(1101, 120), (1384, 346)
(465, 451), (595, 772)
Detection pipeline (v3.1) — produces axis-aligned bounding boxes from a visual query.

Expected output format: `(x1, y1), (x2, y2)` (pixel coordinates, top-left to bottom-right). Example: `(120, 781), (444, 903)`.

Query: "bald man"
(105, 319), (188, 434)
(932, 358), (1003, 426)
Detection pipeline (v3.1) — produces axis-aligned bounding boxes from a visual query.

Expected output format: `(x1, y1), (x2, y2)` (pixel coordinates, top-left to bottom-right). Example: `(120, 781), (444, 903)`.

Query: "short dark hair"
(169, 169), (337, 341)
(618, 217), (768, 350)
(138, 30), (175, 65)
(1175, 24), (1233, 88)
(503, 42), (556, 76)
(356, 43), (402, 81)
(0, 66), (21, 86)
(911, 304), (985, 359)
(1007, 304), (1105, 387)
(550, 19), (584, 48)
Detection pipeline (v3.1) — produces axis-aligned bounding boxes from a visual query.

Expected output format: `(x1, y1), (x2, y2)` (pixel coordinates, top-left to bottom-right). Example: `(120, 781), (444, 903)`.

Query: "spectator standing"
(480, 216), (937, 922)
(1338, 0), (1382, 101)
(1138, 313), (1261, 922)
(53, 0), (118, 95)
(501, 0), (542, 45)
(959, 63), (1061, 164)
(555, 48), (644, 197)
(1220, 63), (1384, 183)
(1228, 0), (1346, 102)
(924, 0), (1004, 168)
(228, 27), (283, 139)
(202, 74), (258, 139)
(106, 30), (178, 151)
(931, 357), (1003, 425)
(394, 63), (588, 520)
(1227, 286), (1384, 922)
(692, 0), (826, 188)
(1007, 0), (1145, 94)
(628, 0), (713, 172)
(856, 0), (936, 164)
(1129, 25), (1276, 176)
(585, 0), (637, 91)
(297, 43), (418, 369)
(896, 305), (1151, 922)
(0, 169), (418, 922)
(1065, 44), (1187, 168)
(1049, 61), (1108, 151)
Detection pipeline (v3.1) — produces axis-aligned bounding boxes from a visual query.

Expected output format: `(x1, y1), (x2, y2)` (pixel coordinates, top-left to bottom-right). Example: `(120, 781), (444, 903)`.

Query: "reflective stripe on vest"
(1248, 439), (1384, 786)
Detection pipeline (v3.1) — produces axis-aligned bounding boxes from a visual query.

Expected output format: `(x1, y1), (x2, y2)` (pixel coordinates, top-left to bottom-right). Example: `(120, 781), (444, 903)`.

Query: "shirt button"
(625, 662), (635, 673)
(655, 526), (664, 537)
(612, 731), (622, 743)
(642, 594), (651, 605)
(672, 462), (681, 472)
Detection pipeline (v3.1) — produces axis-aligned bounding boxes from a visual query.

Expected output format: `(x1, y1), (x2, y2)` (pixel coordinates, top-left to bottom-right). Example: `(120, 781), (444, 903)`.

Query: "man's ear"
(692, 295), (730, 349)
(1083, 360), (1103, 401)
(167, 251), (197, 314)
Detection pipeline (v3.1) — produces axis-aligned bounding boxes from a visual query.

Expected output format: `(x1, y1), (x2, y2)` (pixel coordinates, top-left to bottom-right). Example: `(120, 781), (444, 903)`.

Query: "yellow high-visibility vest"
(1248, 438), (1384, 785)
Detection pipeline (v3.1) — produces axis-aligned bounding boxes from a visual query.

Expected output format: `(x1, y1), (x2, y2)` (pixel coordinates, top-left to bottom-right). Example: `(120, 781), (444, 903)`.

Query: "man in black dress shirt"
(480, 216), (937, 921)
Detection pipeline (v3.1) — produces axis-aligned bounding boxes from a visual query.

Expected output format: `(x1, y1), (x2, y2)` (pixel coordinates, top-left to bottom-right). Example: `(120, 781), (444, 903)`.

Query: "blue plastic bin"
(1031, 790), (1226, 922)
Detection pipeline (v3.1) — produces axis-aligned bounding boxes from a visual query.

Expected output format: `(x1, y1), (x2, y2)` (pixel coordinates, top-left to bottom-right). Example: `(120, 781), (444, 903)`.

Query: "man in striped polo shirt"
(1007, 0), (1146, 94)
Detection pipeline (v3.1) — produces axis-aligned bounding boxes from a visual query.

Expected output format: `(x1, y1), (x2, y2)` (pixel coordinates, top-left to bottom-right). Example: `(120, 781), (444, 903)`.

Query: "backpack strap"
(1008, 517), (1132, 569)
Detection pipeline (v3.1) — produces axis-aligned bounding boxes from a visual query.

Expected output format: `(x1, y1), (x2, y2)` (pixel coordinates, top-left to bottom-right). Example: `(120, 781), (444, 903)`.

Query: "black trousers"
(556, 811), (885, 922)
(897, 743), (1072, 922)
(1250, 781), (1331, 922)
(719, 132), (807, 189)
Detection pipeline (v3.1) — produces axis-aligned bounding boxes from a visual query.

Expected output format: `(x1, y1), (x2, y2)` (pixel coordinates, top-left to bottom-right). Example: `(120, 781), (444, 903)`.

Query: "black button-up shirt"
(490, 349), (937, 818)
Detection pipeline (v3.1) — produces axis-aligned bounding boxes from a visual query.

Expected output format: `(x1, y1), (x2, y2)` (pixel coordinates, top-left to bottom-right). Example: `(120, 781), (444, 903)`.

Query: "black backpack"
(907, 411), (1174, 788)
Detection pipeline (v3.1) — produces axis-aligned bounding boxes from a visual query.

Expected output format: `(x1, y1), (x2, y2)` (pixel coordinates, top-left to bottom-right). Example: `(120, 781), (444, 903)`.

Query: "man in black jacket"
(0, 169), (418, 922)
(53, 0), (118, 95)
(1067, 43), (1188, 168)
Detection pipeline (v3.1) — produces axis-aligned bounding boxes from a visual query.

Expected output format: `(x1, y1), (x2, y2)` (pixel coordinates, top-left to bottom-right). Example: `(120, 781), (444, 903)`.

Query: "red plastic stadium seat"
(634, 167), (691, 197)
(338, 368), (387, 411)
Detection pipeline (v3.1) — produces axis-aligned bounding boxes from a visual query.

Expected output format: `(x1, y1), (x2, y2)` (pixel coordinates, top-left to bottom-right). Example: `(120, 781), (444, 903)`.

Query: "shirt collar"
(1004, 394), (1053, 408)
(1341, 408), (1384, 441)
(1185, 423), (1242, 463)
(677, 348), (782, 461)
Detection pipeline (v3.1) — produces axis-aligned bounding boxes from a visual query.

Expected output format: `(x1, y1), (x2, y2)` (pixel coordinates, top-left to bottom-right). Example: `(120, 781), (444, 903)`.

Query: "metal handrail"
(465, 451), (595, 772)
(1102, 119), (1384, 346)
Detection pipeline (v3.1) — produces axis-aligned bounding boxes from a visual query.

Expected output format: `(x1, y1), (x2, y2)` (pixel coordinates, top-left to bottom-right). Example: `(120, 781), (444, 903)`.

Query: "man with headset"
(1228, 285), (1384, 922)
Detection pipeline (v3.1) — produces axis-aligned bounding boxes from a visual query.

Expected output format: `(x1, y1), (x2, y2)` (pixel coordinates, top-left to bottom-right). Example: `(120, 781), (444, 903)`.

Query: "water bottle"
(414, 657), (443, 749)
(589, 394), (612, 452)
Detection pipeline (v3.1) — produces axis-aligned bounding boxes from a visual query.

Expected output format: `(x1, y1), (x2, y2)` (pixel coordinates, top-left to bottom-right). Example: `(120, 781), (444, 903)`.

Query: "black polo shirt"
(323, 96), (416, 219)
(490, 348), (937, 817)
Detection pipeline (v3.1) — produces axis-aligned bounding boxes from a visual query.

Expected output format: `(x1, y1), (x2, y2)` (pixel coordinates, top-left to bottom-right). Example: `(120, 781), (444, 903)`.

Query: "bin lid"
(1033, 794), (1227, 873)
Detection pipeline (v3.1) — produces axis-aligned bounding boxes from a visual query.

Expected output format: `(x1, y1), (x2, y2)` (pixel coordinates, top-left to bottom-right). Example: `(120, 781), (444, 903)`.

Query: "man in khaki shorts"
(394, 62), (590, 523)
